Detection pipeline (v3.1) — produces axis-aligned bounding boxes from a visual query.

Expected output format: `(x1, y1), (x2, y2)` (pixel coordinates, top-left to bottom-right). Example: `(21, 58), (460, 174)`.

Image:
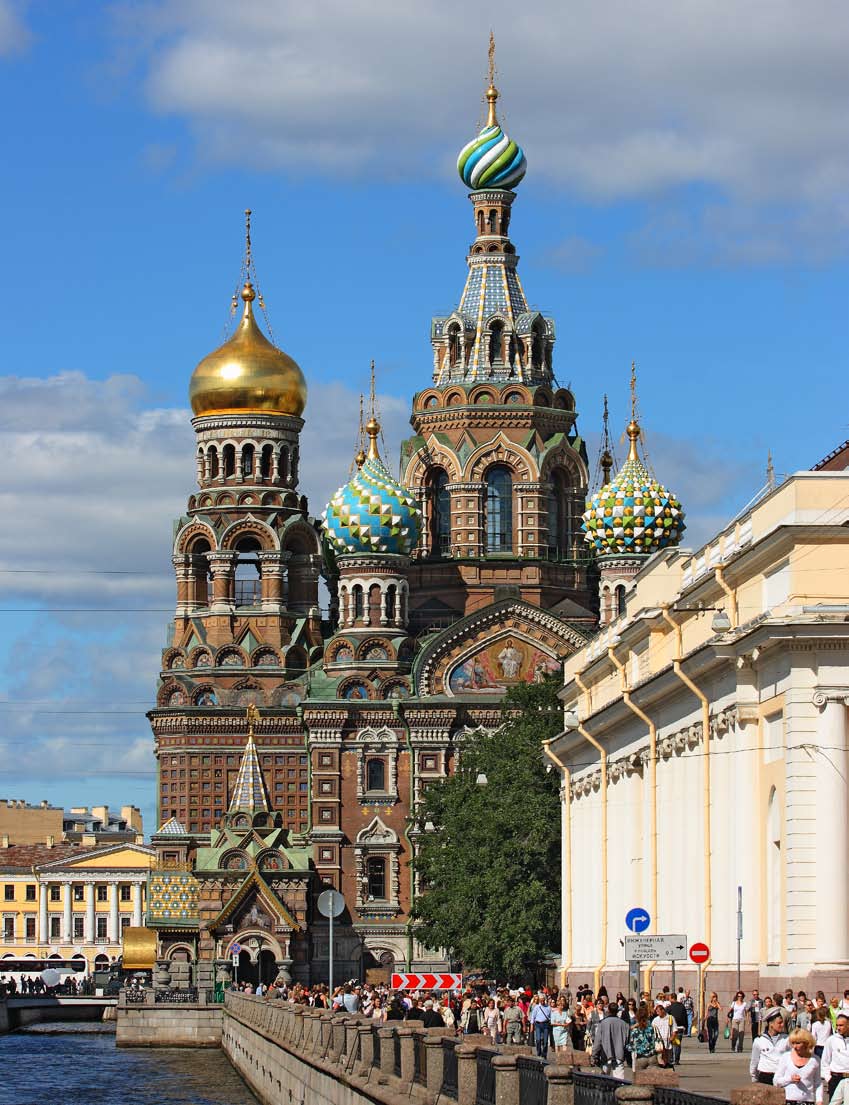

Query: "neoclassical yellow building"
(0, 842), (155, 979)
(548, 468), (849, 999)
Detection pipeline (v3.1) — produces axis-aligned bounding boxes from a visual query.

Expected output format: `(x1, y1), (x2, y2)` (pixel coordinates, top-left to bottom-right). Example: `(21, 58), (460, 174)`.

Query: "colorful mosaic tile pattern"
(582, 454), (685, 555)
(148, 872), (200, 923)
(323, 454), (421, 556)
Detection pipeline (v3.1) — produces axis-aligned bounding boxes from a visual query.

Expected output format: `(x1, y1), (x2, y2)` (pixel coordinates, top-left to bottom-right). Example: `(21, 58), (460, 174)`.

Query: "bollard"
(615, 1086), (654, 1105)
(729, 1087), (786, 1105)
(378, 1027), (396, 1081)
(397, 1026), (416, 1084)
(456, 1043), (479, 1105)
(492, 1054), (519, 1105)
(356, 1023), (375, 1078)
(544, 1065), (574, 1105)
(424, 1035), (446, 1095)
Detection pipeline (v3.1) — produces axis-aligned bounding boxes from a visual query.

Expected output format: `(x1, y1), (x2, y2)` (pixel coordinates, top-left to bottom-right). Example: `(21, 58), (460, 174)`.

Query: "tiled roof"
(228, 736), (270, 814)
(156, 817), (188, 836)
(0, 844), (81, 870)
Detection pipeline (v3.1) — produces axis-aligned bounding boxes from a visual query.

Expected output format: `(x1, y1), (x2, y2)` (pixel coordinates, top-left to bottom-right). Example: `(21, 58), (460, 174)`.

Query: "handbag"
(724, 1026), (731, 1039)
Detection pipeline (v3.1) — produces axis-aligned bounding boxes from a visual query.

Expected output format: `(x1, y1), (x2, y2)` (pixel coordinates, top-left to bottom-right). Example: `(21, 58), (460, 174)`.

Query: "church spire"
(228, 705), (270, 814)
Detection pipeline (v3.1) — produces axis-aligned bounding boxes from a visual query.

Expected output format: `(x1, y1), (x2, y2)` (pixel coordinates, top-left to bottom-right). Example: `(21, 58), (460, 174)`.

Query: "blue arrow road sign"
(625, 908), (651, 933)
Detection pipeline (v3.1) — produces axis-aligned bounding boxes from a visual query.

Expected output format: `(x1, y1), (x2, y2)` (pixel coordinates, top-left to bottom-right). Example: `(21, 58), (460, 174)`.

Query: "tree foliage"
(410, 677), (561, 980)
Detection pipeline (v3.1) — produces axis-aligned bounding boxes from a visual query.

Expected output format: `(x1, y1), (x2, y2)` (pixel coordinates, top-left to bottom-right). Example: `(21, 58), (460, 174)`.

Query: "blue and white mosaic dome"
(582, 423), (685, 556)
(323, 423), (422, 557)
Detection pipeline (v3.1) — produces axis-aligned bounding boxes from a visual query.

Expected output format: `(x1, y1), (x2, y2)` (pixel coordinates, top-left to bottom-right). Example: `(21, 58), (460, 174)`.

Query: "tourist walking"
(668, 993), (688, 1065)
(529, 993), (553, 1059)
(592, 1005), (629, 1079)
(706, 992), (721, 1053)
(630, 1005), (658, 1069)
(812, 1008), (832, 1058)
(821, 1014), (849, 1101)
(774, 1029), (822, 1103)
(503, 998), (523, 1044)
(750, 1008), (790, 1085)
(551, 997), (572, 1054)
(652, 1002), (675, 1068)
(728, 991), (750, 1053)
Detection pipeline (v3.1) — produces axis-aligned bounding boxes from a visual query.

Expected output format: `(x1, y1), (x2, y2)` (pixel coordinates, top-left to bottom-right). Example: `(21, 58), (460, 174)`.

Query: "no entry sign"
(391, 972), (462, 990)
(689, 942), (710, 964)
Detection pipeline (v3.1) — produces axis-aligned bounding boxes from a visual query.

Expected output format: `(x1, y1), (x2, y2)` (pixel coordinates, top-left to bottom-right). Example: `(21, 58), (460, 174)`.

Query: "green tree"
(410, 677), (562, 980)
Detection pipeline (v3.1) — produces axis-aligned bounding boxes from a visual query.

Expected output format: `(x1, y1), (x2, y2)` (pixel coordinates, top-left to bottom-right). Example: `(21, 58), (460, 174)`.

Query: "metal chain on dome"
(225, 209), (277, 347)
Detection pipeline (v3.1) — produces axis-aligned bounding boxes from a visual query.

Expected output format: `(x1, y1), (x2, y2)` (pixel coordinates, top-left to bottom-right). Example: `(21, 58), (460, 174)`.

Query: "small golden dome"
(189, 281), (307, 418)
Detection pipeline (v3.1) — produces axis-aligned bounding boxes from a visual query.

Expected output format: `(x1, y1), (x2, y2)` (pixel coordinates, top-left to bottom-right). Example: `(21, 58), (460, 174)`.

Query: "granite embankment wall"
(116, 994), (222, 1047)
(221, 992), (578, 1105)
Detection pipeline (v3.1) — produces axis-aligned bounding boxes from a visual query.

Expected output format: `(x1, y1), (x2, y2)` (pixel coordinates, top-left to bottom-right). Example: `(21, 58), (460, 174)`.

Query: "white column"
(84, 884), (95, 943)
(813, 691), (849, 964)
(38, 885), (48, 944)
(108, 883), (119, 944)
(63, 883), (72, 943)
(132, 882), (143, 928)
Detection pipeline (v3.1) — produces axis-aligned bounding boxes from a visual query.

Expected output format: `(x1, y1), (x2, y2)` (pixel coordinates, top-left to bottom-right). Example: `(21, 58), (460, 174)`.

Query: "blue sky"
(0, 0), (846, 834)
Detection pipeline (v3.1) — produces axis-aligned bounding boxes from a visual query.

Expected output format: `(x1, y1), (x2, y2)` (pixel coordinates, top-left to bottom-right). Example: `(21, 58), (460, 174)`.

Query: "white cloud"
(0, 0), (29, 54)
(118, 0), (847, 222)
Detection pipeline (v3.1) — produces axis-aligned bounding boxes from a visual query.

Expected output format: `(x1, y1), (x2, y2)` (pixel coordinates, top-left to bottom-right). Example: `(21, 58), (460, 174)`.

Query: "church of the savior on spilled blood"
(142, 66), (685, 988)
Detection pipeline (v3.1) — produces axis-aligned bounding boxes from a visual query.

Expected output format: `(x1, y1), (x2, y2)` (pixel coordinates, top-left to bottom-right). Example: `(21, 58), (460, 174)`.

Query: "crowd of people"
(0, 972), (94, 996)
(229, 977), (849, 1100)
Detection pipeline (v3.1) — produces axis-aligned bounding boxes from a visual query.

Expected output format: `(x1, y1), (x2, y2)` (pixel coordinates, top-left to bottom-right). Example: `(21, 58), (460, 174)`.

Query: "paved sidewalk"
(674, 1044), (753, 1099)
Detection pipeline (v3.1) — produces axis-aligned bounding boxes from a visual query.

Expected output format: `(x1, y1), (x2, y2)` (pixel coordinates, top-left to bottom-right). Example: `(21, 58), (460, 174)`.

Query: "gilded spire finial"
(485, 30), (499, 126)
(600, 393), (614, 483)
(354, 393), (366, 468)
(626, 361), (641, 462)
(244, 208), (252, 270)
(246, 702), (259, 739)
(365, 360), (381, 460)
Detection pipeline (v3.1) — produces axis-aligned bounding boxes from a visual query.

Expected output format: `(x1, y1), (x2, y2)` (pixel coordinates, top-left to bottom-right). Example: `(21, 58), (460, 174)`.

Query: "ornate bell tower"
(400, 39), (595, 629)
(150, 213), (323, 835)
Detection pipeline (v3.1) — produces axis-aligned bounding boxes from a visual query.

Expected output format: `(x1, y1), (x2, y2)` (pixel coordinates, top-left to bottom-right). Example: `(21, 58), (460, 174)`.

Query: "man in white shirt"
(839, 992), (849, 1017)
(821, 1014), (849, 1100)
(750, 1008), (789, 1085)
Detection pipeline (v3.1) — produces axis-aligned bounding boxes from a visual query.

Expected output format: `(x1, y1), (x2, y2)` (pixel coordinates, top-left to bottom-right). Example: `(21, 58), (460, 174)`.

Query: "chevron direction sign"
(391, 972), (463, 991)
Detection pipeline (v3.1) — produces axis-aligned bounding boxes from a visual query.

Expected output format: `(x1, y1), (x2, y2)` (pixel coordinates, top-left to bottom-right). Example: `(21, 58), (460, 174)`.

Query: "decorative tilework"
(582, 449), (685, 555)
(323, 453), (422, 556)
(229, 735), (270, 813)
(148, 871), (200, 923)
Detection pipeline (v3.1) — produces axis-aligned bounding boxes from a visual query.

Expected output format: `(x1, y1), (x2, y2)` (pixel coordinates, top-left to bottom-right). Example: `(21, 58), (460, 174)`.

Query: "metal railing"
(655, 1088), (728, 1105)
(441, 1039), (458, 1099)
(154, 987), (198, 1004)
(517, 1055), (549, 1105)
(124, 988), (146, 1003)
(475, 1047), (497, 1105)
(573, 1071), (622, 1105)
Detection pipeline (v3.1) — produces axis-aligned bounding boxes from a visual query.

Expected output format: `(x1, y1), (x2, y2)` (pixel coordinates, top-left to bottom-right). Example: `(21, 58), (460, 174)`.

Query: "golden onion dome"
(189, 281), (307, 418)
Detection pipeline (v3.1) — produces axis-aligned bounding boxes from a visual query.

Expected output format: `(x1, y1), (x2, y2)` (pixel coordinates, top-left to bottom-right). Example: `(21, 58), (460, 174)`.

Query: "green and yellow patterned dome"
(323, 418), (422, 557)
(582, 420), (685, 555)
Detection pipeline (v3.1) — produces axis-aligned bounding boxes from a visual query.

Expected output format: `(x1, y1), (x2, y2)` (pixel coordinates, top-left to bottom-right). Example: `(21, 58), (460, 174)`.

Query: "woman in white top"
(652, 1003), (675, 1067)
(729, 992), (750, 1053)
(812, 1008), (832, 1058)
(774, 1029), (822, 1103)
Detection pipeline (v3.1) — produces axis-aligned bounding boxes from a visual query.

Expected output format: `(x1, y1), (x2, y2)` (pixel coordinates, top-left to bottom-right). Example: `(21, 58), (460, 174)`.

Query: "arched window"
(548, 482), (561, 558)
(447, 323), (460, 367)
(234, 537), (262, 607)
(223, 444), (236, 478)
(486, 466), (513, 553)
(547, 470), (573, 559)
(278, 447), (289, 483)
(366, 758), (386, 792)
(241, 444), (254, 478)
(487, 209), (497, 234)
(489, 321), (504, 366)
(532, 321), (545, 369)
(386, 585), (396, 622)
(259, 444), (272, 480)
(352, 585), (364, 621)
(615, 585), (626, 618)
(189, 538), (212, 606)
(208, 447), (219, 480)
(366, 857), (386, 900)
(430, 469), (451, 556)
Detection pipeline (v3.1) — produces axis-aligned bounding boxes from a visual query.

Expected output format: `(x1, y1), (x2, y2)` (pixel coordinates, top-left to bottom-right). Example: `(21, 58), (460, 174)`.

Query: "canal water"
(0, 1023), (259, 1105)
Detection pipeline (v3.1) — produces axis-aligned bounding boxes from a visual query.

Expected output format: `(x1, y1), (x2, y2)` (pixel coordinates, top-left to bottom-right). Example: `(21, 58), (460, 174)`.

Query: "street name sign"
(689, 942), (710, 964)
(625, 907), (651, 933)
(391, 972), (463, 991)
(624, 935), (687, 962)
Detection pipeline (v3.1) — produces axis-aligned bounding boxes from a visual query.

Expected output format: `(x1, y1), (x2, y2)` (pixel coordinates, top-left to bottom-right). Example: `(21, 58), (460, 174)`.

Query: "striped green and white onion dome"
(457, 121), (527, 190)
